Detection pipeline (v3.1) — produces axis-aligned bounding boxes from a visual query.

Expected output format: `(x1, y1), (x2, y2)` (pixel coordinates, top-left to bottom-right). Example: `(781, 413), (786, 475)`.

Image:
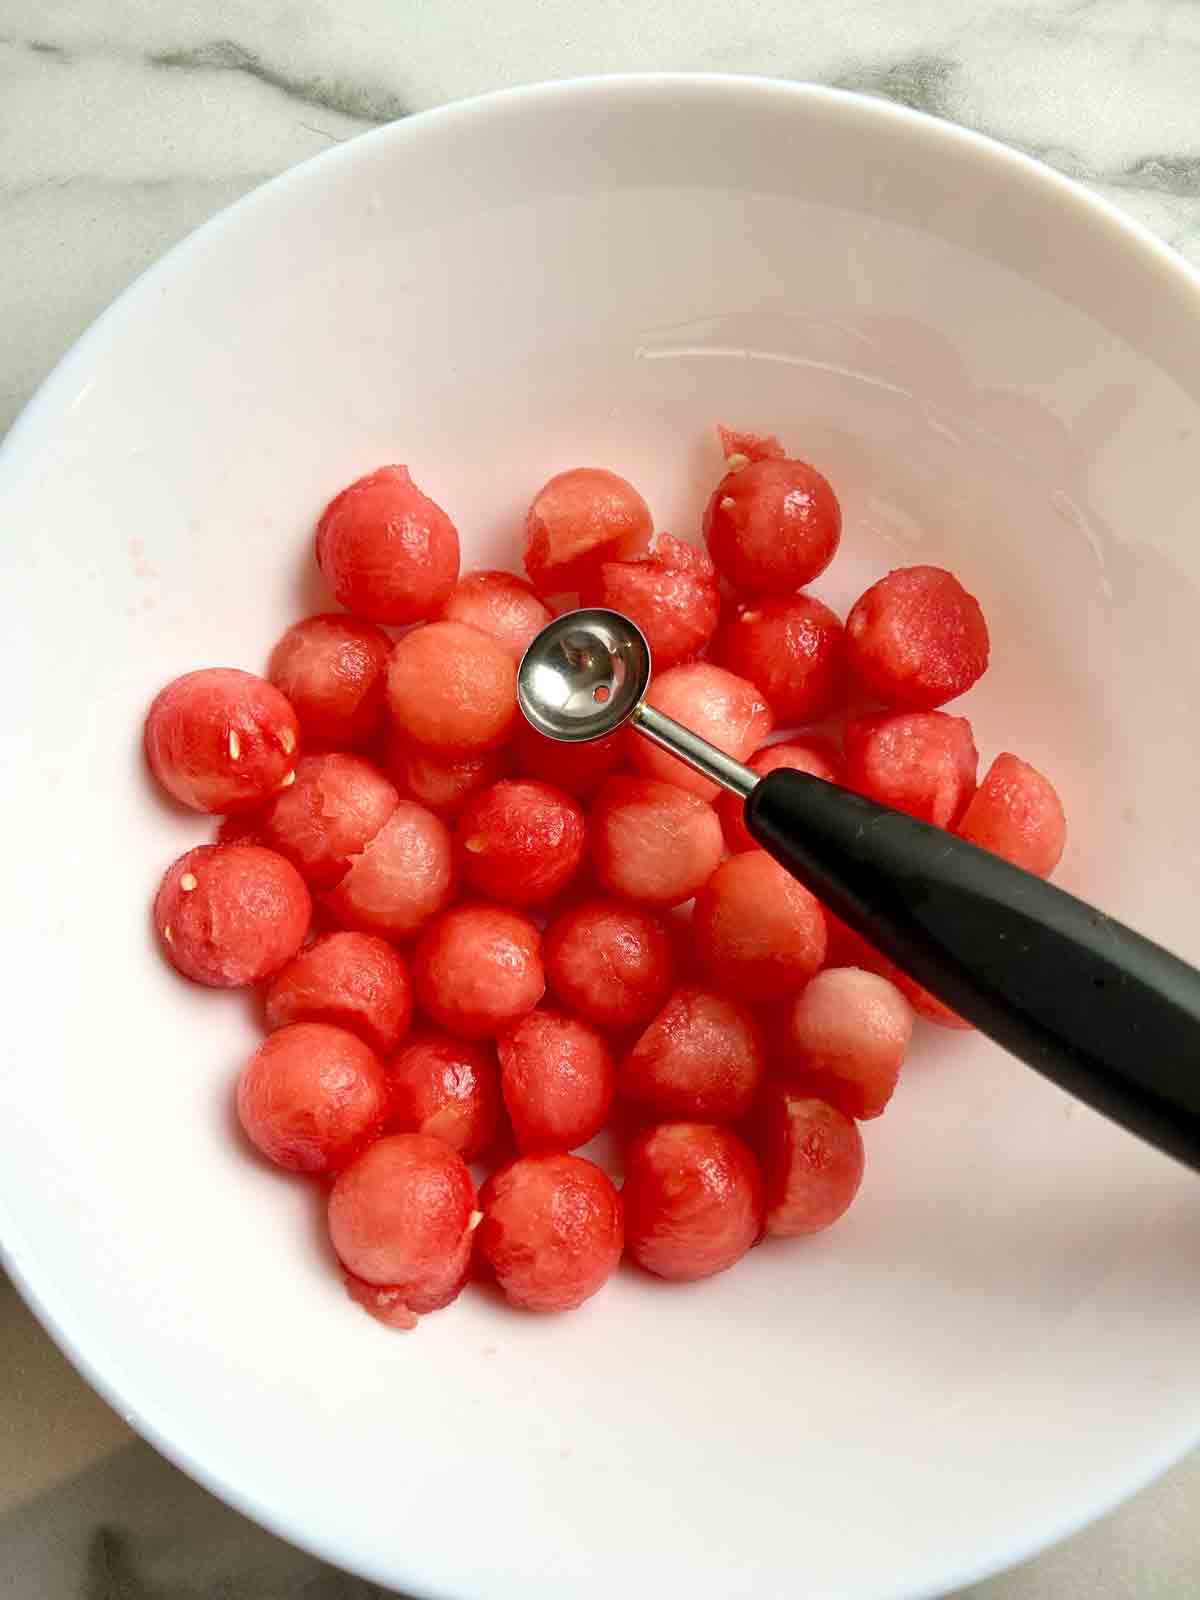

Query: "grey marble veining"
(2, 0), (1200, 445)
(3, 2), (1199, 216)
(1, 1), (1198, 1596)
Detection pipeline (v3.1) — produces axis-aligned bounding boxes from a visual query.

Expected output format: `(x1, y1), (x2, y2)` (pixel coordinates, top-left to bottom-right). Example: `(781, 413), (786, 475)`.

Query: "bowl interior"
(2, 78), (1200, 1600)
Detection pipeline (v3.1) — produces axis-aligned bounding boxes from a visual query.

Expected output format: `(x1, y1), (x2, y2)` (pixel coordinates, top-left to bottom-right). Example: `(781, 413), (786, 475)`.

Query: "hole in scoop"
(593, 685), (611, 704)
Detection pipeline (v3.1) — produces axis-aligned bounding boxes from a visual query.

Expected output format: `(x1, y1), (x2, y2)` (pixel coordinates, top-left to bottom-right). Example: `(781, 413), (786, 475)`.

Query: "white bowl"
(2, 75), (1200, 1600)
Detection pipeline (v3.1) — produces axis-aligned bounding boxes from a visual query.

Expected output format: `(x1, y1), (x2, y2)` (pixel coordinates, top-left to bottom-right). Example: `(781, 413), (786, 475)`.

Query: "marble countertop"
(2, 2), (1198, 1595)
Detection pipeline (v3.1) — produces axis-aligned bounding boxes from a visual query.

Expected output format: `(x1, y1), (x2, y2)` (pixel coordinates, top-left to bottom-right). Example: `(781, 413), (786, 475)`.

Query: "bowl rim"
(2, 70), (1199, 1600)
(4, 70), (1200, 481)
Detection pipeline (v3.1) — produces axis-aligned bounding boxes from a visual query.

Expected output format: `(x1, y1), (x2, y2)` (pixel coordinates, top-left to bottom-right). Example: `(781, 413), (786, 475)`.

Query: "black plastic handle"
(746, 768), (1200, 1171)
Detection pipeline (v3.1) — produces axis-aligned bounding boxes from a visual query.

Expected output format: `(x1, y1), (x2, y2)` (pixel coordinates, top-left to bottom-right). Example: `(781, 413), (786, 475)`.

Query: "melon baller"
(518, 607), (1200, 1172)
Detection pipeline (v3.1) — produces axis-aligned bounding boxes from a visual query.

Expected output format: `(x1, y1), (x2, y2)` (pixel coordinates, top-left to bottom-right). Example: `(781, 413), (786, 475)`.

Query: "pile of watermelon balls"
(146, 426), (1067, 1330)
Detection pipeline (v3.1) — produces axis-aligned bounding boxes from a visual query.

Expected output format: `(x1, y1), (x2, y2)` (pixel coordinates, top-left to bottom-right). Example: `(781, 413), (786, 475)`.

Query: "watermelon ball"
(266, 613), (392, 748)
(581, 534), (720, 670)
(712, 594), (845, 724)
(692, 852), (827, 1002)
(619, 986), (765, 1124)
(439, 569), (552, 663)
(957, 752), (1066, 877)
(623, 1122), (764, 1282)
(145, 667), (299, 814)
(716, 423), (786, 465)
(717, 739), (841, 855)
(512, 720), (629, 800)
(632, 662), (773, 802)
(340, 1270), (468, 1332)
(257, 752), (398, 890)
(845, 565), (990, 710)
(214, 812), (263, 847)
(784, 968), (914, 1120)
(386, 733), (509, 821)
(321, 799), (455, 940)
(524, 467), (653, 596)
(590, 777), (723, 909)
(498, 1008), (615, 1154)
(414, 904), (544, 1039)
(543, 898), (675, 1029)
(760, 1086), (865, 1237)
(456, 779), (586, 908)
(328, 1134), (477, 1329)
(236, 1021), (390, 1174)
(843, 711), (978, 828)
(389, 1031), (500, 1162)
(387, 620), (517, 755)
(154, 843), (310, 988)
(702, 456), (841, 595)
(476, 1153), (623, 1311)
(315, 465), (460, 625)
(264, 931), (412, 1057)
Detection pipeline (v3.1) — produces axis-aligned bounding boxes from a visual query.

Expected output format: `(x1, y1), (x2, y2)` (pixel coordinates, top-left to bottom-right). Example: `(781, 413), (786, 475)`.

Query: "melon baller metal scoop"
(519, 607), (1200, 1172)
